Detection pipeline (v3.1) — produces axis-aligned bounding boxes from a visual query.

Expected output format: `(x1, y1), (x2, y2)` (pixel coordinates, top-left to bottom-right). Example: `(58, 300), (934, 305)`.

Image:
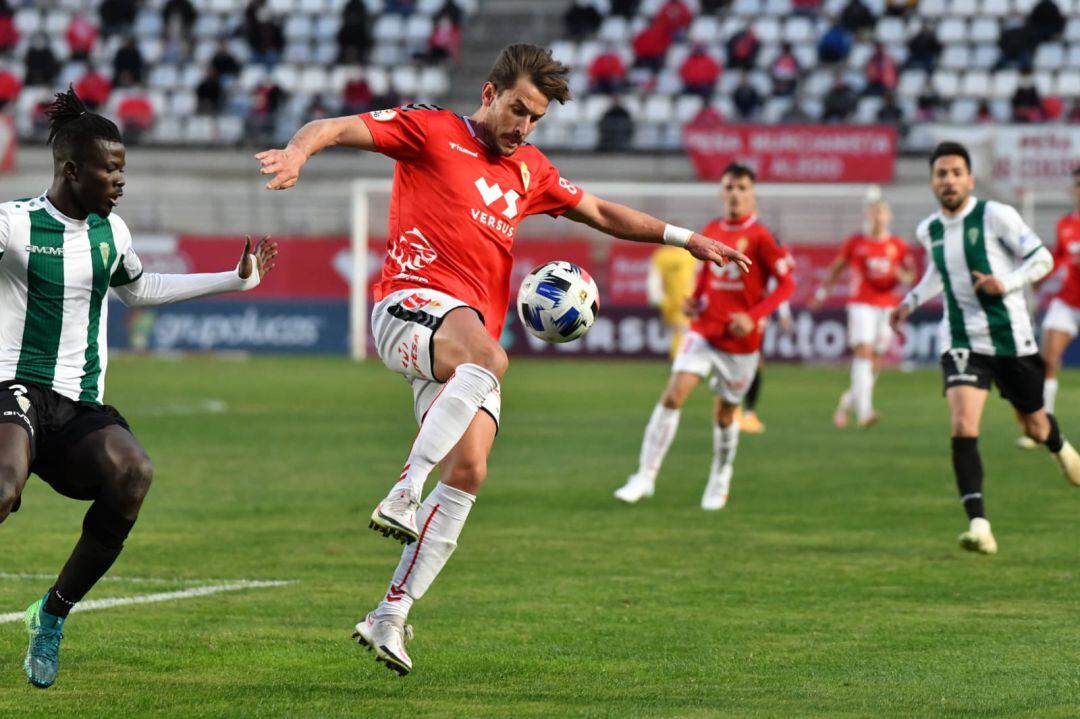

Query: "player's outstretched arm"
(257, 116), (377, 191)
(113, 235), (278, 308)
(810, 256), (846, 310)
(890, 262), (942, 330)
(565, 192), (752, 273)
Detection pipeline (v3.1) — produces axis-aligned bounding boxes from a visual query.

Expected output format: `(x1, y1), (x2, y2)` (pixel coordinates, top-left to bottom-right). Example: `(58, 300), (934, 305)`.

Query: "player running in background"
(257, 44), (750, 675)
(810, 197), (915, 428)
(615, 163), (795, 510)
(647, 245), (698, 358)
(890, 142), (1080, 555)
(0, 88), (276, 688)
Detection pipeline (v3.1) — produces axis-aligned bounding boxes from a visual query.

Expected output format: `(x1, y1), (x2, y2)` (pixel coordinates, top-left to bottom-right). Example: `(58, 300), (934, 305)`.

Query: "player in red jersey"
(1039, 167), (1080, 417)
(256, 44), (750, 675)
(615, 163), (794, 510)
(810, 198), (915, 428)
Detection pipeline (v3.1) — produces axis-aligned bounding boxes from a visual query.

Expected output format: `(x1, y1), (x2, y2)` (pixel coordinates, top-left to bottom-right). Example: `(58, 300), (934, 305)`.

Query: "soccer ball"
(516, 261), (600, 343)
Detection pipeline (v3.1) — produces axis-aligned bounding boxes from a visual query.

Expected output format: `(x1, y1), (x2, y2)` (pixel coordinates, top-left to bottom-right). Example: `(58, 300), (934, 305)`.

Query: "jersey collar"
(718, 213), (757, 231)
(42, 192), (90, 230)
(939, 196), (977, 223)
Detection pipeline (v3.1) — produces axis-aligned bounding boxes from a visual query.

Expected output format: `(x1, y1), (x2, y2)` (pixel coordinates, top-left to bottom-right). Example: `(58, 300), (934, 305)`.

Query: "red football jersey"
(360, 105), (584, 338)
(840, 234), (908, 307)
(1052, 212), (1080, 308)
(690, 214), (795, 354)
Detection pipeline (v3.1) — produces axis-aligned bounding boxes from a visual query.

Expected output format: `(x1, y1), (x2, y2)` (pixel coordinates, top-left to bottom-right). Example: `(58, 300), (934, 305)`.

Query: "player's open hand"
(888, 304), (910, 331)
(972, 271), (1006, 296)
(687, 233), (752, 273)
(256, 146), (305, 190)
(239, 235), (277, 280)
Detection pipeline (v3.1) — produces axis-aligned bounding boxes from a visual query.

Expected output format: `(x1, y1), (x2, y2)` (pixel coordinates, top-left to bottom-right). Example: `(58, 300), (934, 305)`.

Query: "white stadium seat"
(961, 70), (992, 98)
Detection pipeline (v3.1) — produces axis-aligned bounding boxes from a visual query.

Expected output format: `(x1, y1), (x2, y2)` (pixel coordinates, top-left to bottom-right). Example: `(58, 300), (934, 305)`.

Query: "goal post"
(349, 179), (881, 361)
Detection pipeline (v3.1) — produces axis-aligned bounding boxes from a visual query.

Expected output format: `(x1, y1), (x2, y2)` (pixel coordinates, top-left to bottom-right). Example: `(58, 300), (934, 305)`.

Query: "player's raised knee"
(107, 450), (155, 509)
(468, 342), (508, 380)
(0, 461), (23, 521)
(443, 459), (487, 494)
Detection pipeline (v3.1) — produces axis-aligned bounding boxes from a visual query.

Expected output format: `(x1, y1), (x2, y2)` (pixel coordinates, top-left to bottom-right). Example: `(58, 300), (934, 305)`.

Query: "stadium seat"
(139, 38), (165, 65)
(168, 90), (197, 118)
(933, 70), (959, 97)
(969, 18), (1000, 43)
(632, 124), (662, 151)
(238, 65), (268, 92)
(1034, 70), (1053, 96)
(13, 9), (42, 36)
(43, 11), (71, 36)
(583, 94), (613, 122)
(732, 0), (759, 18)
(1034, 43), (1065, 71)
(847, 42), (875, 71)
(784, 17), (816, 45)
(284, 16), (315, 42)
(298, 66), (330, 96)
(1054, 71), (1080, 97)
(284, 41), (315, 64)
(184, 116), (216, 144)
(417, 67), (449, 98)
(939, 45), (971, 70)
(949, 97), (978, 123)
(854, 96), (882, 124)
(990, 69), (1019, 99)
(405, 15), (433, 44)
(938, 18), (967, 44)
(390, 66), (419, 96)
(1067, 46), (1080, 73)
(766, 0), (793, 14)
(1066, 18), (1080, 42)
(752, 18), (782, 45)
(150, 115), (183, 144)
(193, 13), (225, 39)
(655, 69), (682, 95)
(952, 0), (979, 16)
(365, 66), (390, 96)
(598, 17), (630, 44)
(549, 41), (577, 66)
(980, 0), (1010, 16)
(642, 94), (675, 124)
(971, 43), (999, 69)
(373, 15), (403, 42)
(271, 64), (300, 93)
(961, 70), (992, 98)
(919, 0), (947, 17)
(218, 115), (244, 143)
(179, 64), (202, 89)
(875, 17), (906, 45)
(149, 64), (180, 91)
(689, 16), (720, 44)
(675, 94), (705, 122)
(268, 0), (296, 13)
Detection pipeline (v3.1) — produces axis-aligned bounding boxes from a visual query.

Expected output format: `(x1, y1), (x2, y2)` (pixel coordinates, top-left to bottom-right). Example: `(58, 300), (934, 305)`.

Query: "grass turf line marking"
(0, 572), (272, 586)
(0, 580), (294, 624)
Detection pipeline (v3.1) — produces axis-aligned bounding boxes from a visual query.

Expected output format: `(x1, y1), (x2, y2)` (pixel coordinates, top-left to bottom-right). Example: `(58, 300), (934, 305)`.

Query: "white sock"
(838, 389), (853, 413)
(711, 421), (740, 474)
(392, 363), (498, 500)
(970, 517), (991, 534)
(636, 404), (680, 482)
(375, 482), (475, 621)
(851, 358), (874, 422)
(1045, 378), (1058, 414)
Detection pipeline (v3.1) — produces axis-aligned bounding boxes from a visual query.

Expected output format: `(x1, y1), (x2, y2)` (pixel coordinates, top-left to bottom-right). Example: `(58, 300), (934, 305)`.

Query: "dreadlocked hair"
(45, 86), (122, 159)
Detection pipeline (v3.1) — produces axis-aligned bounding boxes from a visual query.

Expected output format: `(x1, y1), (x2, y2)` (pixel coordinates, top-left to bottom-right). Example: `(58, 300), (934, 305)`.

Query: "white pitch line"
(0, 573), (276, 586)
(0, 579), (294, 624)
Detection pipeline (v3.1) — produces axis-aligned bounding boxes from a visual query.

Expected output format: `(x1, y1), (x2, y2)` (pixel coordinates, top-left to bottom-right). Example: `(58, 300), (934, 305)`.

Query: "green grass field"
(1, 357), (1078, 718)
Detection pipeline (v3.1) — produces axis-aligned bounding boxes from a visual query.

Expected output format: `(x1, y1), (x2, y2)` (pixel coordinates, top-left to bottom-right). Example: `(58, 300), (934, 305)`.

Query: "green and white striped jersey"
(908, 197), (1047, 357)
(0, 194), (143, 404)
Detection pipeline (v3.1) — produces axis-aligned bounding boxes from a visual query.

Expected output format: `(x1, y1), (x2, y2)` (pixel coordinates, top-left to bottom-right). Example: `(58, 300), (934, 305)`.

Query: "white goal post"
(350, 179), (881, 361)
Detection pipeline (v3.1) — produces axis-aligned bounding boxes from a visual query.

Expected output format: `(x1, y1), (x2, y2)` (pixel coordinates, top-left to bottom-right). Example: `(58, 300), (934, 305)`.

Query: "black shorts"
(939, 350), (1045, 415)
(0, 379), (133, 500)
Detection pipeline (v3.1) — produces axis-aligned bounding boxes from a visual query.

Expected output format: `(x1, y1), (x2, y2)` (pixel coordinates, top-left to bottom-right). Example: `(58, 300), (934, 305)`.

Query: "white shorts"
(671, 331), (760, 404)
(371, 288), (502, 427)
(847, 303), (894, 355)
(1043, 297), (1080, 338)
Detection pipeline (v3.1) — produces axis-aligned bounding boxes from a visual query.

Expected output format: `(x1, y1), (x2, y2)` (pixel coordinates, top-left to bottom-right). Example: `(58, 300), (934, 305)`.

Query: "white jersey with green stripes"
(0, 194), (143, 404)
(915, 197), (1043, 357)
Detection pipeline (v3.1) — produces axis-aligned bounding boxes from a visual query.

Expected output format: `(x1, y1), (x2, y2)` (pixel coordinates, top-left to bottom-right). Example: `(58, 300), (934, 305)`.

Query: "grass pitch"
(1, 357), (1078, 718)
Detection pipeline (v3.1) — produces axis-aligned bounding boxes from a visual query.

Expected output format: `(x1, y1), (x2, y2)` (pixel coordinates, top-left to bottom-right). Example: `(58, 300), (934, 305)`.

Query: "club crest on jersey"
(99, 242), (111, 267)
(967, 228), (980, 245)
(369, 109), (397, 122)
(519, 162), (531, 192)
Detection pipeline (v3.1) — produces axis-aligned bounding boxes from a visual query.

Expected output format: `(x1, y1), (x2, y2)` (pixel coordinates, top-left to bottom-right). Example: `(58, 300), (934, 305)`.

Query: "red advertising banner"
(682, 118), (897, 183)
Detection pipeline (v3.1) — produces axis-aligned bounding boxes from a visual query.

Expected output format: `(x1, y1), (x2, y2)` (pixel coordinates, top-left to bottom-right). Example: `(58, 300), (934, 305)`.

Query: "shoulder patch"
(369, 108), (398, 121)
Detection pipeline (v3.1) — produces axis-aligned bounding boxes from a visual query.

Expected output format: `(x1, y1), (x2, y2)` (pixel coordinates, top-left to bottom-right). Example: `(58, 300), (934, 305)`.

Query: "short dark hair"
(45, 86), (122, 164)
(721, 162), (756, 182)
(487, 44), (571, 105)
(929, 141), (971, 172)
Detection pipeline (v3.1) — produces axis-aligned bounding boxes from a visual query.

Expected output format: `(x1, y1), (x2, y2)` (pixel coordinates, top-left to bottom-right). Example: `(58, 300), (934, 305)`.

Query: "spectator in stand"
(0, 0), (17, 55)
(563, 1), (602, 41)
(211, 39), (241, 82)
(876, 91), (907, 137)
(244, 0), (285, 67)
(74, 64), (112, 110)
(916, 84), (944, 121)
(342, 71), (374, 114)
(976, 99), (994, 123)
(818, 19), (853, 64)
(597, 98), (635, 152)
(589, 45), (627, 94)
(113, 35), (145, 88)
(997, 13), (1038, 70)
(632, 21), (672, 73)
(821, 71), (856, 122)
(435, 1), (463, 25)
(249, 77), (285, 139)
(196, 66), (223, 114)
(1066, 100), (1080, 123)
(1012, 71), (1044, 122)
(611, 0), (642, 18)
(840, 0), (876, 38)
(864, 43), (897, 96)
(24, 34), (59, 87)
(1026, 0), (1065, 44)
(100, 0), (137, 37)
(726, 26), (760, 71)
(384, 0), (417, 14)
(653, 0), (693, 41)
(770, 42), (800, 96)
(67, 14), (98, 62)
(424, 15), (461, 63)
(792, 0), (823, 14)
(679, 44), (721, 97)
(338, 0), (373, 64)
(163, 0), (198, 38)
(0, 62), (20, 111)
(905, 21), (941, 71)
(701, 0), (733, 12)
(116, 89), (155, 142)
(732, 72), (762, 120)
(885, 0), (917, 16)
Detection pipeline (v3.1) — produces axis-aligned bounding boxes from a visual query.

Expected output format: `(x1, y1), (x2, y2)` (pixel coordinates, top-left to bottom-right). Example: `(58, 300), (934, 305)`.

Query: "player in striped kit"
(0, 89), (277, 688)
(890, 142), (1080, 555)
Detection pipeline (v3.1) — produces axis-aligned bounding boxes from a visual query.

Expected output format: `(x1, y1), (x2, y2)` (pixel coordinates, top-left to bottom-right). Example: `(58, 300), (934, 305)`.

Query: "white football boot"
(701, 466), (732, 511)
(1015, 435), (1038, 450)
(353, 612), (414, 676)
(958, 517), (998, 555)
(1053, 440), (1080, 487)
(613, 474), (655, 504)
(369, 489), (421, 544)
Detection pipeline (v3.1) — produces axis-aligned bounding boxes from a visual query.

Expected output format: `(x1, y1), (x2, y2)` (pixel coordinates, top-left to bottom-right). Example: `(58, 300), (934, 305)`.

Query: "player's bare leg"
(1015, 404), (1080, 487)
(357, 411), (496, 675)
(0, 424), (31, 524)
(946, 387), (996, 554)
(615, 371), (702, 503)
(372, 308), (506, 544)
(702, 398), (739, 510)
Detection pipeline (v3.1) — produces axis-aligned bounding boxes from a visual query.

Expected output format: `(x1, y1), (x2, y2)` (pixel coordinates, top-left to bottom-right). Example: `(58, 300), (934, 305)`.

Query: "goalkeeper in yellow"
(648, 246), (700, 358)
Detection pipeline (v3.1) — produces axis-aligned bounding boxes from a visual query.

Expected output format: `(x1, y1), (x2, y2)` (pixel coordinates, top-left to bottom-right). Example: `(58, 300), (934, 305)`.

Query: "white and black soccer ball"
(516, 261), (600, 344)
